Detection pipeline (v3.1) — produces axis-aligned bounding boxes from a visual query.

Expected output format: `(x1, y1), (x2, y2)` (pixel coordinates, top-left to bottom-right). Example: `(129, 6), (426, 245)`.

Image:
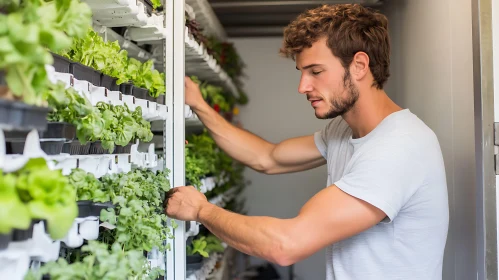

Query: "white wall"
(231, 37), (328, 280)
(382, 0), (476, 279)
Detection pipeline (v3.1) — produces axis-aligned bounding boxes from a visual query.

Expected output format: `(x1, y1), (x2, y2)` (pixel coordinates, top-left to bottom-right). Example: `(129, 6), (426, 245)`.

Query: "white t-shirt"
(314, 109), (449, 280)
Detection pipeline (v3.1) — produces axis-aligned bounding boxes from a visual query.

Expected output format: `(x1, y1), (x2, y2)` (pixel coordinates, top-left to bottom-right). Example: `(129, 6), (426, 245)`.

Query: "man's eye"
(312, 71), (322, 75)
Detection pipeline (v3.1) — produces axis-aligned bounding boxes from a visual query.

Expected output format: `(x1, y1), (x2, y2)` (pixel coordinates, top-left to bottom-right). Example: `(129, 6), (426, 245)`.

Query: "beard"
(316, 70), (359, 119)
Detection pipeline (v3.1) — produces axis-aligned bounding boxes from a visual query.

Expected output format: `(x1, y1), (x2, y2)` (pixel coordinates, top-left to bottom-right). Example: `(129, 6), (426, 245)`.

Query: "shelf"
(92, 22), (154, 63)
(185, 0), (227, 41)
(184, 27), (239, 98)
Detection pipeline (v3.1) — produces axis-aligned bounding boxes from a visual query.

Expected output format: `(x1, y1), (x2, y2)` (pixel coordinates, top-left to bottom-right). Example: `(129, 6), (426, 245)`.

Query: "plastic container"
(132, 86), (149, 100)
(186, 255), (204, 271)
(62, 141), (91, 155)
(100, 74), (120, 91)
(69, 63), (101, 86)
(89, 141), (112, 154)
(114, 143), (132, 154)
(119, 83), (134, 95)
(39, 122), (76, 140)
(156, 94), (165, 105)
(51, 53), (72, 73)
(12, 220), (40, 242)
(0, 232), (12, 249)
(0, 99), (50, 131)
(21, 104), (51, 131)
(78, 201), (114, 217)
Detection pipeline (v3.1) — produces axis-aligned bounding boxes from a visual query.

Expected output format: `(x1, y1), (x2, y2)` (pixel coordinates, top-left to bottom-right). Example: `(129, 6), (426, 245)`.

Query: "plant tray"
(0, 99), (50, 131)
(89, 141), (113, 154)
(51, 53), (72, 73)
(39, 122), (76, 140)
(101, 74), (120, 91)
(132, 85), (148, 100)
(0, 232), (12, 250)
(119, 83), (133, 95)
(77, 201), (115, 218)
(62, 141), (91, 155)
(186, 255), (203, 271)
(12, 220), (39, 242)
(114, 143), (132, 154)
(69, 63), (101, 86)
(156, 94), (165, 105)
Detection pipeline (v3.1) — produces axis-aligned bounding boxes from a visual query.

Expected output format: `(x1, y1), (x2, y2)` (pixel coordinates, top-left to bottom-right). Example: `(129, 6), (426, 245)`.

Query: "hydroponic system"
(0, 0), (248, 279)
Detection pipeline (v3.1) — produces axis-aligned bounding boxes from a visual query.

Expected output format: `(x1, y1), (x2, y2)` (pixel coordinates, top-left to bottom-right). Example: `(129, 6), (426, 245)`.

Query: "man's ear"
(350, 52), (370, 81)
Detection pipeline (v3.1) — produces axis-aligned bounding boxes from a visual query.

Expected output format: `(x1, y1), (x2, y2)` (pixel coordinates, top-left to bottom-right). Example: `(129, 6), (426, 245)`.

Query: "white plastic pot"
(79, 218), (100, 241)
(78, 156), (100, 177)
(29, 221), (60, 262)
(108, 90), (124, 106)
(52, 72), (74, 88)
(0, 249), (30, 280)
(117, 154), (132, 173)
(88, 85), (109, 106)
(61, 221), (84, 248)
(135, 98), (148, 118)
(122, 94), (136, 111)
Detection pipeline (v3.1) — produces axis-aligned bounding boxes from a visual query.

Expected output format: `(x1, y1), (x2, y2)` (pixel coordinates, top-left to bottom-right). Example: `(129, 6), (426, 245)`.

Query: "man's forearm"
(193, 103), (275, 172)
(197, 202), (294, 265)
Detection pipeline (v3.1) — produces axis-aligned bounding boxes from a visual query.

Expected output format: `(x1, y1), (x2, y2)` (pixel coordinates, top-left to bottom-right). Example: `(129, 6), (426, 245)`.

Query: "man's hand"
(164, 186), (208, 221)
(185, 76), (206, 110)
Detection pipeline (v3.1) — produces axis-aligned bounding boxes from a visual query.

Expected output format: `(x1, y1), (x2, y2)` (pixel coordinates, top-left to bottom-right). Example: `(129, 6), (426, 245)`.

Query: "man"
(165, 4), (449, 280)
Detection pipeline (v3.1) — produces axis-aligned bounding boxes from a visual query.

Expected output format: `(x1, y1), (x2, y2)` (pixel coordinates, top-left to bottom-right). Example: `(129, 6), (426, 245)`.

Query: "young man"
(165, 4), (449, 280)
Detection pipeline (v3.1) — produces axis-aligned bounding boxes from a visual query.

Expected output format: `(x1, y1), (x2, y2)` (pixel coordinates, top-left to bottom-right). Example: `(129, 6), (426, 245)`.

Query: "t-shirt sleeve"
(314, 129), (327, 159)
(334, 139), (426, 222)
(314, 119), (341, 159)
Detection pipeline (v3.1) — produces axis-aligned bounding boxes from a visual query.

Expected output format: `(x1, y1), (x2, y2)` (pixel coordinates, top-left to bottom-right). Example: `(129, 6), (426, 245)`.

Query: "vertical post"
(164, 0), (176, 278)
(172, 0), (186, 279)
(472, 0), (497, 278)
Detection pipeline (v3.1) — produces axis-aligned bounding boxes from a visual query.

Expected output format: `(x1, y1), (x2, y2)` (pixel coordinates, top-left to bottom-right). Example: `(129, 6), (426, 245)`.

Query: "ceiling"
(207, 0), (385, 37)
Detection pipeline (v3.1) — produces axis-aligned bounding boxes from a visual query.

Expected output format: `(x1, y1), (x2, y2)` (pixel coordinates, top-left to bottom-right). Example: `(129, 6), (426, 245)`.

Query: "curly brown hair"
(280, 4), (390, 89)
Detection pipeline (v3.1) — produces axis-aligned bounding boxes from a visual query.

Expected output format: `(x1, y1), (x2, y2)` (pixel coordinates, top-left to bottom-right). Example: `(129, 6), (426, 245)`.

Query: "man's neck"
(342, 89), (402, 139)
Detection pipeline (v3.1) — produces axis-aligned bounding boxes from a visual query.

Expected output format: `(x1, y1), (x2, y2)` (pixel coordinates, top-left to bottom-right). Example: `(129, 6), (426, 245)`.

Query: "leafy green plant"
(191, 76), (230, 113)
(25, 241), (163, 280)
(69, 168), (110, 202)
(0, 0), (91, 105)
(0, 172), (31, 234)
(185, 147), (206, 189)
(14, 158), (77, 239)
(99, 169), (172, 252)
(46, 83), (153, 152)
(187, 234), (224, 258)
(61, 29), (166, 97)
(150, 0), (161, 9)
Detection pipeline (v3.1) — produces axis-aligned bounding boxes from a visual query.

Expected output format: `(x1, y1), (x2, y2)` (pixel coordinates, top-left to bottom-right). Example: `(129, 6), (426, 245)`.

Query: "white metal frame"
(165, 0), (187, 279)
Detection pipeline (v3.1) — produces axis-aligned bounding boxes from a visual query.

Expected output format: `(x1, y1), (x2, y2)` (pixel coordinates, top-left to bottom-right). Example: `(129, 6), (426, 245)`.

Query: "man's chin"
(315, 110), (340, 119)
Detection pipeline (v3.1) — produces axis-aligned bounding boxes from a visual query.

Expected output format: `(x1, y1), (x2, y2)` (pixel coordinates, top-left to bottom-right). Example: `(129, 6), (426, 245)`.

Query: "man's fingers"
(163, 188), (179, 209)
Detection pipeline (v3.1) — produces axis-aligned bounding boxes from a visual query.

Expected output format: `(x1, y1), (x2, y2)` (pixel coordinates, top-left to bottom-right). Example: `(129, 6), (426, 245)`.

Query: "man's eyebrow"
(296, 64), (324, 70)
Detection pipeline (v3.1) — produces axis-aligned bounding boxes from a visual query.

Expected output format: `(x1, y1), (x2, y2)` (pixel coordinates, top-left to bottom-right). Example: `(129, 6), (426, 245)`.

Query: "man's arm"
(186, 77), (326, 174)
(165, 185), (386, 266)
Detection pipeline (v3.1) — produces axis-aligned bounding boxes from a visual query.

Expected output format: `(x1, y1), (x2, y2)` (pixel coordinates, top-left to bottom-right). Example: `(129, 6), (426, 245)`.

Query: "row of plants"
(24, 167), (173, 280)
(59, 29), (166, 98)
(185, 17), (248, 106)
(46, 82), (153, 153)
